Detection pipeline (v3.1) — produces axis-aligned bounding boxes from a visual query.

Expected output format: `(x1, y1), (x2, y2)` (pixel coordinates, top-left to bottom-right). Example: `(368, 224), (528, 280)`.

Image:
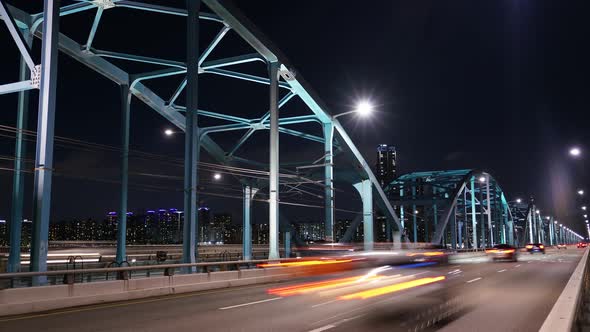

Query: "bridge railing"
(540, 248), (590, 332)
(0, 259), (272, 288)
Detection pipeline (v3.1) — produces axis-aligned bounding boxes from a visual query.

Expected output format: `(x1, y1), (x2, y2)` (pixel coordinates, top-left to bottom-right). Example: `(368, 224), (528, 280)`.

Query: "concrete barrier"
(539, 248), (589, 332)
(0, 267), (299, 317)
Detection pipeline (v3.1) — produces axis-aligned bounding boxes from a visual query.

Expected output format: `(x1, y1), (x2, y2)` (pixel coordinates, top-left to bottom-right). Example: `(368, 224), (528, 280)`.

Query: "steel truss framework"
(383, 169), (577, 249)
(1, 0), (404, 279)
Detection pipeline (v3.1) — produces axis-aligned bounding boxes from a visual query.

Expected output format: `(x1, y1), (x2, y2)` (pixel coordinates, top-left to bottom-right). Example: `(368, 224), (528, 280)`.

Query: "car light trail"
(338, 276), (446, 300)
(267, 275), (383, 297)
(257, 259), (352, 268)
(406, 251), (446, 257)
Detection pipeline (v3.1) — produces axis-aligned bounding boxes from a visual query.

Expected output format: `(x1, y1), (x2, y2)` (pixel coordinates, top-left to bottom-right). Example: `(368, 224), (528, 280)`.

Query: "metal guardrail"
(0, 259), (272, 287)
(540, 248), (590, 332)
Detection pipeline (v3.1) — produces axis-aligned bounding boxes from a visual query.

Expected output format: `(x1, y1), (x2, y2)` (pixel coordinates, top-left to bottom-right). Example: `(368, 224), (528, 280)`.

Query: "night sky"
(0, 1), (589, 234)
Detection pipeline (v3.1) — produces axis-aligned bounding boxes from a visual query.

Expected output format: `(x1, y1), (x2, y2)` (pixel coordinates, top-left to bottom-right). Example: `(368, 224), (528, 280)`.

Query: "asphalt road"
(0, 248), (583, 332)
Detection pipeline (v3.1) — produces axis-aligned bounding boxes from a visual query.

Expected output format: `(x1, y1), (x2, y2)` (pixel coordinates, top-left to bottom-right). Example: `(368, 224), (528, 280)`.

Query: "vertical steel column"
(537, 213), (543, 243)
(549, 217), (555, 246)
(411, 185), (417, 243)
(8, 30), (32, 273)
(183, 0), (200, 267)
(450, 207), (457, 249)
(268, 61), (280, 260)
(399, 187), (405, 228)
(30, 0), (61, 284)
(457, 221), (463, 248)
(526, 209), (535, 243)
(323, 123), (334, 242)
(353, 179), (373, 251)
(284, 231), (291, 258)
(116, 84), (131, 263)
(485, 177), (493, 246)
(242, 186), (258, 260)
(470, 178), (477, 248)
(479, 183), (486, 247)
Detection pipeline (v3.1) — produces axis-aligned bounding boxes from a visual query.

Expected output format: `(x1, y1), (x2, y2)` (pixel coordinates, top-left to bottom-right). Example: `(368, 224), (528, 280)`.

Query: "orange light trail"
(268, 275), (382, 297)
(338, 276), (446, 300)
(257, 259), (352, 268)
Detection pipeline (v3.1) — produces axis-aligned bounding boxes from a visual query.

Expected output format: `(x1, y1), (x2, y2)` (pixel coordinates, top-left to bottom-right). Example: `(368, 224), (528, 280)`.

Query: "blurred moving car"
(577, 242), (588, 249)
(525, 243), (545, 254)
(486, 244), (518, 262)
(557, 244), (567, 249)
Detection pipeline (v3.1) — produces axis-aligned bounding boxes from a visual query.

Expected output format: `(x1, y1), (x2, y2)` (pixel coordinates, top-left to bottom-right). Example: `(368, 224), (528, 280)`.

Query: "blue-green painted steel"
(470, 177), (477, 247)
(353, 179), (373, 250)
(84, 7), (103, 51)
(323, 122), (334, 242)
(8, 29), (32, 273)
(411, 185), (417, 243)
(183, 0), (200, 268)
(116, 84), (130, 263)
(30, 0), (60, 285)
(284, 231), (291, 258)
(242, 186), (256, 260)
(268, 60), (280, 260)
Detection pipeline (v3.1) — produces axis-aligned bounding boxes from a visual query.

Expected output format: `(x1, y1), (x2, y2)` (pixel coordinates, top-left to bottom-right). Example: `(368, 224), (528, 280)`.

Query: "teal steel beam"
(284, 231), (291, 258)
(117, 1), (223, 22)
(0, 0), (36, 71)
(30, 0), (60, 285)
(199, 26), (231, 66)
(205, 68), (291, 89)
(8, 30), (32, 273)
(353, 179), (373, 251)
(93, 49), (186, 69)
(84, 7), (103, 51)
(323, 123), (334, 242)
(183, 0), (200, 268)
(172, 106), (250, 124)
(0, 81), (35, 95)
(228, 128), (254, 157)
(31, 2), (98, 32)
(201, 53), (264, 70)
(130, 68), (186, 86)
(115, 84), (131, 264)
(412, 185), (417, 242)
(1, 4), (31, 29)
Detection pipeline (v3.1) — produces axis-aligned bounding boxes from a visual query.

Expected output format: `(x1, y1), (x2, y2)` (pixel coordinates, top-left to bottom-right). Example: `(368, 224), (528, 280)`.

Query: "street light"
(583, 206), (587, 211)
(213, 173), (222, 180)
(164, 129), (174, 136)
(570, 147), (581, 157)
(479, 176), (486, 183)
(584, 214), (588, 218)
(579, 190), (585, 196)
(536, 210), (540, 214)
(516, 198), (522, 204)
(333, 100), (374, 119)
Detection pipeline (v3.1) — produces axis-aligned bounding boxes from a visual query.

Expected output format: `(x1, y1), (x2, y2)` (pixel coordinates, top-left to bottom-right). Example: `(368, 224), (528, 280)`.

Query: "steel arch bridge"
(0, 0), (404, 279)
(384, 169), (516, 249)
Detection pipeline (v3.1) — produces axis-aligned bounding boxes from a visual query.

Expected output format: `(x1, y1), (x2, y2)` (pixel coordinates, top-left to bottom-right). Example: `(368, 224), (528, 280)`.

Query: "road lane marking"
(0, 283), (273, 322)
(497, 269), (507, 273)
(219, 297), (281, 310)
(311, 299), (338, 308)
(466, 277), (482, 283)
(515, 264), (521, 267)
(308, 324), (336, 332)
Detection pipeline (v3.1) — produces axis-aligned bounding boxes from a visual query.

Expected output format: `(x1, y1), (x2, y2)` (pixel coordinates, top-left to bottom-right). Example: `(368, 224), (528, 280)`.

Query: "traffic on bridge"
(0, 1), (588, 331)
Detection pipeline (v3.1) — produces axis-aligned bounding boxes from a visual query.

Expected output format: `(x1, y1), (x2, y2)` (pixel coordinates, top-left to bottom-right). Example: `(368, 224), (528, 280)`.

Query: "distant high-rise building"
(376, 144), (397, 188)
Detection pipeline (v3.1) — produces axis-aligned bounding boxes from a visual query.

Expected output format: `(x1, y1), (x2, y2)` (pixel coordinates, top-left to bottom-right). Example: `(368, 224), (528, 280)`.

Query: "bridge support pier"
(8, 30), (32, 273)
(116, 84), (131, 264)
(353, 179), (373, 251)
(323, 123), (334, 242)
(30, 0), (61, 285)
(183, 0), (201, 269)
(242, 186), (258, 260)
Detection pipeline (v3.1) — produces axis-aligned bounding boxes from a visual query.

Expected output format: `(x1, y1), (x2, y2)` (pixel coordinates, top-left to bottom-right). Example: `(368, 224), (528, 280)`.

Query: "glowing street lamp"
(333, 99), (374, 119)
(479, 176), (486, 183)
(213, 173), (222, 180)
(516, 198), (522, 204)
(164, 129), (174, 136)
(583, 206), (587, 211)
(579, 190), (585, 196)
(570, 147), (581, 157)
